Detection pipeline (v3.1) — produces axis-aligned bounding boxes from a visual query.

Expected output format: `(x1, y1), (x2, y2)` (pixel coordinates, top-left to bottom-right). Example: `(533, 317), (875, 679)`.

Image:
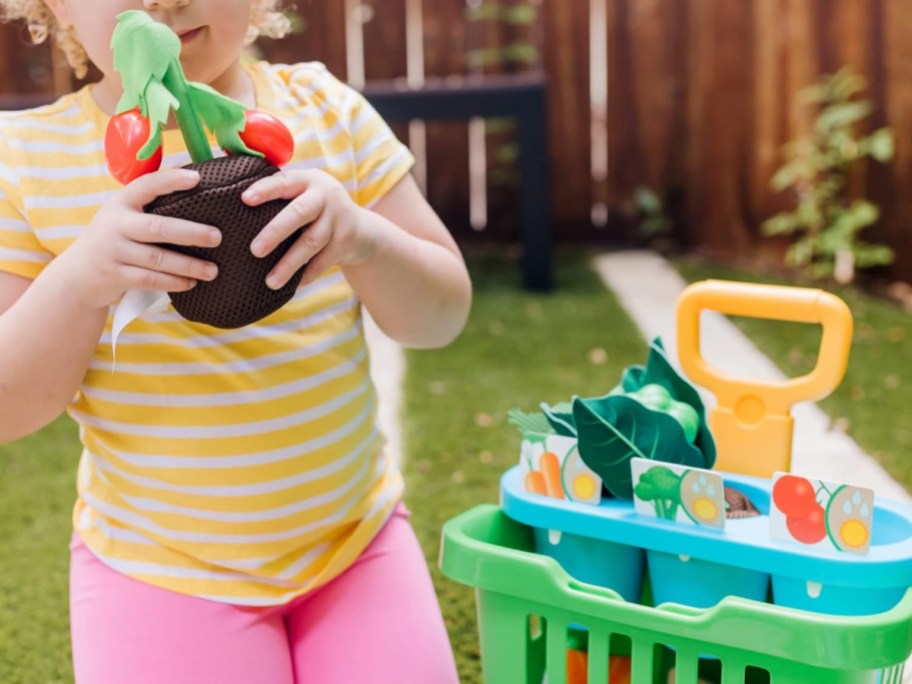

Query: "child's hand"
(56, 169), (222, 309)
(242, 170), (374, 289)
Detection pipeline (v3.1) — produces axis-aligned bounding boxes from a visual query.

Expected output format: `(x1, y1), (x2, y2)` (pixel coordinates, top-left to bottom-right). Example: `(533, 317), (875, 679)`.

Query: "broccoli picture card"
(631, 458), (726, 529)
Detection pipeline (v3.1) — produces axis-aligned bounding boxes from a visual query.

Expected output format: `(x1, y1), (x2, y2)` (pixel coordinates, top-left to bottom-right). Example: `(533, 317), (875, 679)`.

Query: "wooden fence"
(2, 0), (912, 279)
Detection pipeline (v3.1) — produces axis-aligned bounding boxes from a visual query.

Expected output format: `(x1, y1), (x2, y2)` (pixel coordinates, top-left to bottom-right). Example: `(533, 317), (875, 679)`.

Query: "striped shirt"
(0, 61), (414, 605)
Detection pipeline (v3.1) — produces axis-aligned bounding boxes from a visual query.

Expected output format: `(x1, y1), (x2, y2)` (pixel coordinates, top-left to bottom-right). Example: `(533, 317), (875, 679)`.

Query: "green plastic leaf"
(541, 401), (576, 437)
(137, 79), (178, 160)
(617, 338), (716, 468)
(112, 11), (180, 115)
(189, 82), (260, 157)
(507, 408), (553, 436)
(111, 10), (212, 162)
(573, 395), (705, 499)
(618, 365), (646, 393)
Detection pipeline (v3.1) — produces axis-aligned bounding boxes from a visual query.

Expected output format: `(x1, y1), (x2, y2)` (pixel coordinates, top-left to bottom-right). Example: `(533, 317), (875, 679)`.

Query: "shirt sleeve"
(303, 65), (415, 208)
(0, 130), (52, 279)
(347, 89), (415, 208)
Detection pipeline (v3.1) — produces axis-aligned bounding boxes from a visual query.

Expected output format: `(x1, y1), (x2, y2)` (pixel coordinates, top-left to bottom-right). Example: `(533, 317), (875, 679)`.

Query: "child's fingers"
(125, 212), (222, 249)
(264, 219), (331, 290)
(241, 169), (314, 206)
(122, 168), (202, 207)
(294, 232), (346, 288)
(116, 264), (198, 293)
(118, 242), (219, 284)
(250, 190), (323, 258)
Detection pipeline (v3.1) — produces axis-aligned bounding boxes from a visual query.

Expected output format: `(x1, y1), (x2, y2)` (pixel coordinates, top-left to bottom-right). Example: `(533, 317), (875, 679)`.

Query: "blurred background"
(2, 0), (911, 287)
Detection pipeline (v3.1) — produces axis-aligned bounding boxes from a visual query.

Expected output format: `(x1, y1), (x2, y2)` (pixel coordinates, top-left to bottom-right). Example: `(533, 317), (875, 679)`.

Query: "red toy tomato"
(773, 475), (818, 519)
(786, 504), (827, 544)
(105, 107), (163, 185)
(239, 110), (294, 167)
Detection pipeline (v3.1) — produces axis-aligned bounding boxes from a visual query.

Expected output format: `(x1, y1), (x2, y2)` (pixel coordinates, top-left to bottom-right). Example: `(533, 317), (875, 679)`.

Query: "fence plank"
(362, 0), (408, 81)
(422, 0), (470, 234)
(882, 0), (912, 272)
(541, 0), (592, 233)
(261, 0), (348, 78)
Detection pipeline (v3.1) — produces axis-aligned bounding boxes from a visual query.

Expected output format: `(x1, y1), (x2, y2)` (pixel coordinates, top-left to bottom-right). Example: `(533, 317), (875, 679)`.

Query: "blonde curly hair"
(0, 1), (292, 79)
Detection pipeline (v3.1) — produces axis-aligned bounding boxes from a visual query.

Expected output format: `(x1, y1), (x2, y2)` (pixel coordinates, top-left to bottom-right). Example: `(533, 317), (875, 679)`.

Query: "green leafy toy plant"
(615, 384), (699, 443)
(105, 10), (293, 183)
(540, 338), (715, 499)
(763, 67), (895, 284)
(104, 10), (306, 329)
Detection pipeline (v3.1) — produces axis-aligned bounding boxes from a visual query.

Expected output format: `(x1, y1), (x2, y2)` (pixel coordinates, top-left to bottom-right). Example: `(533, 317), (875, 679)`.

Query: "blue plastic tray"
(500, 466), (912, 615)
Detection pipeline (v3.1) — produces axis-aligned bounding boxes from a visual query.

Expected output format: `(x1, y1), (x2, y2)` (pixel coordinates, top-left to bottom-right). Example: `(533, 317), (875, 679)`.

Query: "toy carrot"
(566, 648), (587, 683)
(566, 650), (631, 684)
(525, 470), (547, 495)
(540, 451), (565, 499)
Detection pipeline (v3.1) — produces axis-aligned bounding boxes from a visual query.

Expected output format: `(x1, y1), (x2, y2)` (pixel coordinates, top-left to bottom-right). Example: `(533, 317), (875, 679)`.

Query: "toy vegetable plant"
(618, 383), (700, 443)
(105, 10), (307, 329)
(542, 338), (715, 499)
(105, 10), (293, 184)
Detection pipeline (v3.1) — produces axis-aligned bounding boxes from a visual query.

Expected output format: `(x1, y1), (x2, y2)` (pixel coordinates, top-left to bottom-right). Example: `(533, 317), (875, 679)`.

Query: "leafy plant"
(632, 186), (672, 240)
(763, 67), (895, 283)
(539, 339), (715, 499)
(465, 1), (539, 70)
(573, 394), (705, 499)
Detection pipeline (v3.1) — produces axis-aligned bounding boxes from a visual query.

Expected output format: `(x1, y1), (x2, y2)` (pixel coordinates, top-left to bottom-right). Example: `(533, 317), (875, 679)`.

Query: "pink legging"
(69, 505), (459, 684)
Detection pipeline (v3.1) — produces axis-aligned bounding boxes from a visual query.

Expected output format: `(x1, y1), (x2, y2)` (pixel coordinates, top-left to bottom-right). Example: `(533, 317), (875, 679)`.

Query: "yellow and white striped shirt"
(0, 61), (414, 605)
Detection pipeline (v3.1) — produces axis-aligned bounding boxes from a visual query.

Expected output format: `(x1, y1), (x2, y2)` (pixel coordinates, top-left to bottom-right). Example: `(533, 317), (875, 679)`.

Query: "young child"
(0, 1), (470, 682)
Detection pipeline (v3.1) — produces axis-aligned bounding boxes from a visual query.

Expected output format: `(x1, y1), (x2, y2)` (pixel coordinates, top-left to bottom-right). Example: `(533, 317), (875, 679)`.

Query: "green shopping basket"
(439, 504), (912, 684)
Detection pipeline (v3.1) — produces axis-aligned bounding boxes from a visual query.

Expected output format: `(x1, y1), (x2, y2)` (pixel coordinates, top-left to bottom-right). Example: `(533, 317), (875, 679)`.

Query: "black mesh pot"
(144, 155), (306, 329)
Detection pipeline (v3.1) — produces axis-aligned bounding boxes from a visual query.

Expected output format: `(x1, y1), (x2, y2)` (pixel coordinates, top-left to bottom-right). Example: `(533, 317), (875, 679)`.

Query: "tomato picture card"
(630, 458), (726, 529)
(769, 472), (874, 556)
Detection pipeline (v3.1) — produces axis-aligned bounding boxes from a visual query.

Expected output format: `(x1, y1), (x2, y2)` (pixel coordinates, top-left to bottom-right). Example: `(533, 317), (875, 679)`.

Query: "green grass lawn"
(0, 416), (78, 683)
(674, 256), (912, 492)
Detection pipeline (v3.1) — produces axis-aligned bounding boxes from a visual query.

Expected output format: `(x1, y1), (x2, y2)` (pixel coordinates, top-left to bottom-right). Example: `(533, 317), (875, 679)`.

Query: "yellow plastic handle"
(676, 280), (853, 478)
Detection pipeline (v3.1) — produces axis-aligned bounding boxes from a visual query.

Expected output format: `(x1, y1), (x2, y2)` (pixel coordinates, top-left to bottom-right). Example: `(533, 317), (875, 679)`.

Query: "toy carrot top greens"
(105, 10), (293, 184)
